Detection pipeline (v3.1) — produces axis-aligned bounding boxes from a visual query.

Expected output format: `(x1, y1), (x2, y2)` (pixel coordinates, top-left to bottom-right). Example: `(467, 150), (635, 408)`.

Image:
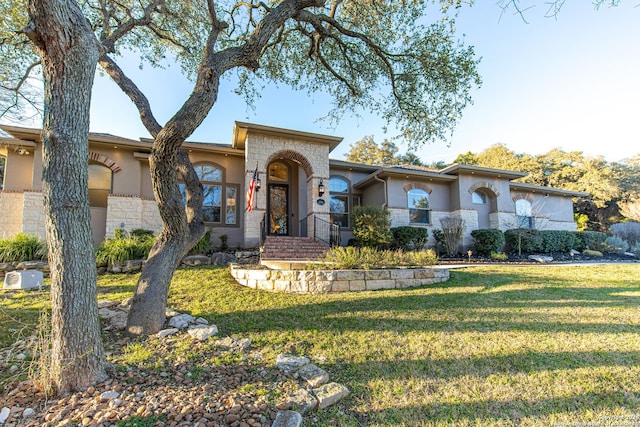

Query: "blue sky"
(87, 1), (639, 164)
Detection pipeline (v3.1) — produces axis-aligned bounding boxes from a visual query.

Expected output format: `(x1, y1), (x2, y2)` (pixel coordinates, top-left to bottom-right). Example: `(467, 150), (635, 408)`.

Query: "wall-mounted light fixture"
(318, 179), (325, 197)
(17, 148), (30, 156)
(256, 175), (262, 192)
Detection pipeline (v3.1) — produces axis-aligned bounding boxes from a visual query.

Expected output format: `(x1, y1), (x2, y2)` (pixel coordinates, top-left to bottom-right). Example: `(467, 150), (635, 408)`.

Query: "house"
(0, 122), (586, 250)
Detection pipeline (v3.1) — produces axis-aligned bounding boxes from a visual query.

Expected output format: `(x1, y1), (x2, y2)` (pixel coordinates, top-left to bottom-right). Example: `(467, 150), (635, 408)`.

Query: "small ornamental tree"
(440, 217), (464, 256)
(352, 205), (392, 249)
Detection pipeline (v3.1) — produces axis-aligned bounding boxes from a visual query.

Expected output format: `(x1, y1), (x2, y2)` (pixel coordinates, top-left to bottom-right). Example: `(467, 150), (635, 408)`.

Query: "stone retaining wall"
(229, 264), (449, 294)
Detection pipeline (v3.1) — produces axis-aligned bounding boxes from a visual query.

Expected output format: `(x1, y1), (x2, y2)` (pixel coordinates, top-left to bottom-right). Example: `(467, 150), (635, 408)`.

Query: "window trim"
(407, 188), (431, 225)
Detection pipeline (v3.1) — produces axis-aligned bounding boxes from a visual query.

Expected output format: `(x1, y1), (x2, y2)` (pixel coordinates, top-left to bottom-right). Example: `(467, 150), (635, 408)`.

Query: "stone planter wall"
(229, 264), (449, 294)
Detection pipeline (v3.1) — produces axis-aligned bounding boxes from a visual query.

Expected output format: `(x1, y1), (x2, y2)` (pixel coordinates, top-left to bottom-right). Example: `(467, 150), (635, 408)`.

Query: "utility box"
(3, 270), (44, 290)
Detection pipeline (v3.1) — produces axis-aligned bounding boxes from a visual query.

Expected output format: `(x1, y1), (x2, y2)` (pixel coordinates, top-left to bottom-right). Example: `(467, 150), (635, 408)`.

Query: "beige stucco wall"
(0, 191), (24, 238)
(3, 150), (35, 191)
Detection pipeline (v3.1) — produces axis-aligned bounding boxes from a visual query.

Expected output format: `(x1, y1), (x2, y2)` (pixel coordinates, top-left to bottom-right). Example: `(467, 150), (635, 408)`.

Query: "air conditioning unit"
(3, 270), (44, 290)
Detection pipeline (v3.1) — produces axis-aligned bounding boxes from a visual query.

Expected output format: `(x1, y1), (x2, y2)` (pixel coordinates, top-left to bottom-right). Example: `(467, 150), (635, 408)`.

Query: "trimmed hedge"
(505, 229), (604, 254)
(471, 229), (505, 256)
(539, 231), (580, 253)
(575, 231), (607, 251)
(505, 229), (543, 254)
(391, 226), (429, 251)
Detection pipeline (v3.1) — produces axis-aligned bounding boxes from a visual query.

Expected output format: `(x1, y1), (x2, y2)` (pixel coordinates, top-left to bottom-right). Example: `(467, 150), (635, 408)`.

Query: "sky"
(82, 2), (639, 164)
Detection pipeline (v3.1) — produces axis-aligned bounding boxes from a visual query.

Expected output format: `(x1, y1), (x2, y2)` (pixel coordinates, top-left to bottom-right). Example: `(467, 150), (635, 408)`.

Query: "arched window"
(408, 188), (430, 224)
(0, 156), (5, 190)
(268, 162), (288, 182)
(88, 162), (112, 208)
(180, 163), (238, 225)
(515, 199), (533, 228)
(329, 176), (360, 228)
(472, 190), (487, 204)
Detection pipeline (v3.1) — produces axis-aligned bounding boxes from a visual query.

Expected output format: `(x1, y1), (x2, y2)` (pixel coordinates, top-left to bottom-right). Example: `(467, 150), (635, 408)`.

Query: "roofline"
(440, 163), (528, 180)
(510, 182), (589, 198)
(354, 167), (456, 189)
(233, 121), (343, 151)
(139, 138), (244, 157)
(329, 158), (381, 173)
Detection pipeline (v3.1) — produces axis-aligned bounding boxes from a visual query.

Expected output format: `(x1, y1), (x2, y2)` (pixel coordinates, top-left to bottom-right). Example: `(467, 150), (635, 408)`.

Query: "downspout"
(373, 171), (388, 209)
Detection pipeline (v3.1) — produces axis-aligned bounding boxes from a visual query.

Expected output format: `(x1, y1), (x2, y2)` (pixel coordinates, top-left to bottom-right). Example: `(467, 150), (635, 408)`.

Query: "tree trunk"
(25, 0), (108, 392)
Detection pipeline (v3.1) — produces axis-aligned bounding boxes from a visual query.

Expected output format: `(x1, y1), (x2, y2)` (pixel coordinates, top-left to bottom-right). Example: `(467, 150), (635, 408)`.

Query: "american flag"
(246, 166), (257, 212)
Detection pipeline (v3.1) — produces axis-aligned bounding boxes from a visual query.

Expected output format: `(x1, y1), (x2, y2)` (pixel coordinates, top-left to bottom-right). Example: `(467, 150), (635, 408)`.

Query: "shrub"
(603, 236), (629, 254)
(390, 226), (429, 251)
(583, 249), (603, 257)
(471, 229), (505, 256)
(351, 205), (392, 248)
(189, 230), (212, 255)
(96, 235), (154, 265)
(490, 251), (508, 261)
(130, 229), (155, 239)
(432, 229), (445, 254)
(538, 230), (580, 253)
(575, 231), (607, 252)
(218, 234), (229, 252)
(440, 217), (464, 256)
(317, 246), (437, 269)
(0, 233), (48, 262)
(505, 229), (543, 254)
(611, 222), (640, 246)
(629, 243), (640, 258)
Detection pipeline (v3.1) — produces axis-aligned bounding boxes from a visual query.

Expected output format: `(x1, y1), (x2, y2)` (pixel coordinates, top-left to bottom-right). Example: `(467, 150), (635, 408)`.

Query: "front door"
(268, 184), (288, 235)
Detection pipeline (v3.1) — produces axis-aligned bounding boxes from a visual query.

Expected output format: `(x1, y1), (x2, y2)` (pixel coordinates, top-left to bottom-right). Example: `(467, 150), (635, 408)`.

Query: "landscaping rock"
(16, 260), (49, 273)
(313, 382), (349, 409)
(528, 255), (553, 263)
(297, 363), (329, 387)
(97, 299), (119, 309)
(187, 324), (218, 341)
(107, 311), (128, 330)
(272, 410), (302, 427)
(0, 407), (10, 424)
(276, 354), (310, 373)
(22, 408), (35, 418)
(286, 388), (318, 414)
(181, 255), (211, 266)
(100, 391), (120, 401)
(168, 314), (195, 329)
(623, 251), (637, 258)
(211, 252), (237, 265)
(109, 259), (145, 274)
(157, 328), (179, 338)
(195, 317), (209, 325)
(583, 249), (603, 257)
(215, 336), (251, 352)
(569, 249), (581, 256)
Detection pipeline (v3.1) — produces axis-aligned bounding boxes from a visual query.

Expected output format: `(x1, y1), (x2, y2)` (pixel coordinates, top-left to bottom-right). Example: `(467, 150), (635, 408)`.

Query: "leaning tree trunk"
(25, 0), (108, 392)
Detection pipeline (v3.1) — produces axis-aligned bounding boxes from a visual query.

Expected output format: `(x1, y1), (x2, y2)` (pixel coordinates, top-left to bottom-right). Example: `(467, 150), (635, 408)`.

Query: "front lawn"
(2, 264), (639, 426)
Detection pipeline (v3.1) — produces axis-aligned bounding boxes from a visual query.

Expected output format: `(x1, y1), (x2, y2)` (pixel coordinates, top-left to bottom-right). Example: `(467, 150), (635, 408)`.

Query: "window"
(88, 162), (112, 207)
(472, 191), (487, 204)
(0, 156), (5, 190)
(408, 188), (430, 224)
(515, 199), (534, 228)
(329, 176), (360, 228)
(180, 163), (237, 225)
(268, 162), (288, 182)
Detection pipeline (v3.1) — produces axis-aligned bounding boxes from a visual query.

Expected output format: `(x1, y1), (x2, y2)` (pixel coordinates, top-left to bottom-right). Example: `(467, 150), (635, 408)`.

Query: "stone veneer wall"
(450, 209), (478, 250)
(387, 208), (459, 247)
(21, 192), (46, 237)
(106, 195), (162, 237)
(229, 264), (449, 294)
(0, 191), (25, 238)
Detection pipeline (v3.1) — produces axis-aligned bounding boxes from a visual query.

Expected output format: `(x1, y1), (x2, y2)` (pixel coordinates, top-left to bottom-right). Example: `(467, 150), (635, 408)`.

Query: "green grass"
(2, 264), (640, 426)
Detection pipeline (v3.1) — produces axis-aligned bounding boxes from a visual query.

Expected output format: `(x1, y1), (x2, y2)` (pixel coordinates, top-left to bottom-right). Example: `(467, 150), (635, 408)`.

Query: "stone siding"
(21, 192), (46, 238)
(106, 195), (162, 237)
(0, 191), (25, 238)
(450, 209), (478, 250)
(229, 264), (449, 294)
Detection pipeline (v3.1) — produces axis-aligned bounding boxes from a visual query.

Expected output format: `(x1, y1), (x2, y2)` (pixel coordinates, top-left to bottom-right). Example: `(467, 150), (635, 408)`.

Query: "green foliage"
(0, 233), (48, 262)
(611, 222), (640, 246)
(575, 231), (608, 252)
(189, 230), (212, 255)
(538, 231), (580, 253)
(574, 213), (589, 232)
(318, 246), (437, 269)
(351, 205), (392, 248)
(583, 249), (603, 257)
(96, 235), (154, 265)
(129, 229), (155, 239)
(390, 226), (429, 251)
(116, 415), (165, 427)
(218, 233), (229, 252)
(603, 236), (629, 254)
(345, 136), (424, 166)
(114, 228), (127, 240)
(505, 229), (543, 254)
(490, 251), (508, 261)
(471, 229), (505, 256)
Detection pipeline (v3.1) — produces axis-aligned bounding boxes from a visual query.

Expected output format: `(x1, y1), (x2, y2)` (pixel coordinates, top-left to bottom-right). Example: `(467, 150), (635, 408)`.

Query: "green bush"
(432, 229), (445, 254)
(96, 235), (154, 265)
(351, 205), (392, 248)
(505, 229), (543, 254)
(390, 226), (429, 251)
(471, 229), (505, 256)
(189, 230), (212, 255)
(490, 251), (508, 261)
(538, 230), (580, 253)
(130, 229), (155, 239)
(0, 233), (48, 262)
(317, 246), (437, 270)
(575, 231), (607, 251)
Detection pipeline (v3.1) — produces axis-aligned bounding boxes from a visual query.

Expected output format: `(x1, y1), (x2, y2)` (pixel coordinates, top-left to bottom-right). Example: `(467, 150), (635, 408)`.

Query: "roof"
(439, 163), (528, 180)
(353, 166), (456, 189)
(232, 121), (343, 151)
(510, 181), (589, 198)
(328, 158), (381, 173)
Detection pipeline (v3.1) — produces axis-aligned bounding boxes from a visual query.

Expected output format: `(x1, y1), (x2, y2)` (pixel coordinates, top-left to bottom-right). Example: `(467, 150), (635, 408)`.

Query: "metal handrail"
(299, 216), (308, 238)
(259, 213), (267, 247)
(314, 216), (340, 247)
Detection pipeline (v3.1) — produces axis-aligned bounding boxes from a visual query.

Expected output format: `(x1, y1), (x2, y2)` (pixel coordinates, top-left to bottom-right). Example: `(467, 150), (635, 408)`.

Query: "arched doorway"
(267, 161), (290, 235)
